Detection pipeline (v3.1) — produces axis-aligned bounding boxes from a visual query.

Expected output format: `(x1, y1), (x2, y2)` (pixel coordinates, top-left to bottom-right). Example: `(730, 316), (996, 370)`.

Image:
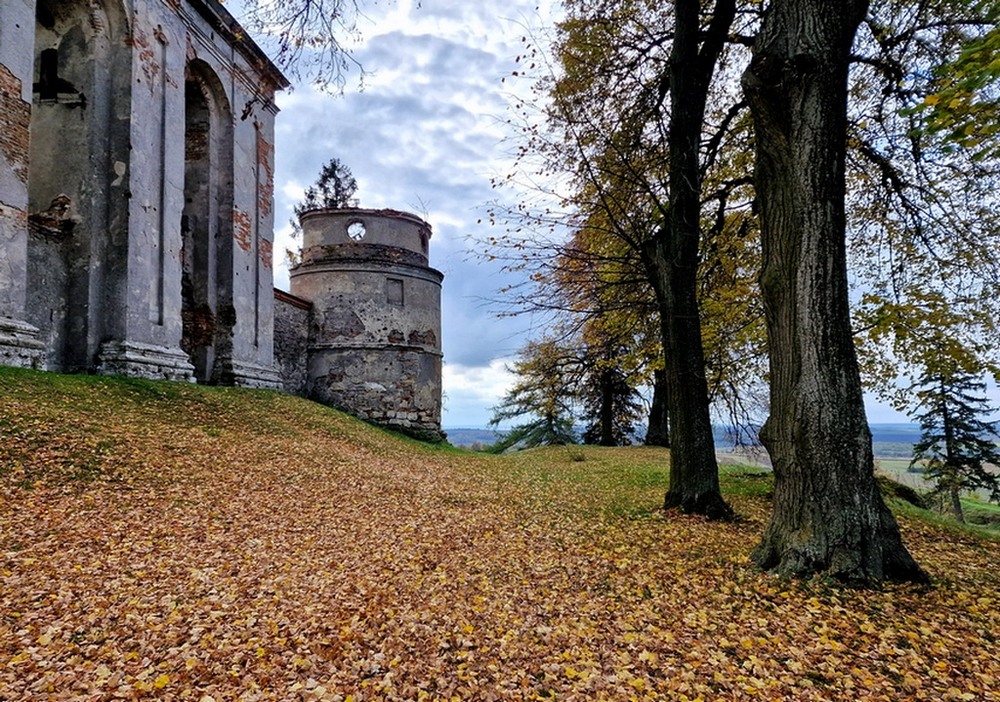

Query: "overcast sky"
(265, 0), (562, 428)
(258, 0), (912, 429)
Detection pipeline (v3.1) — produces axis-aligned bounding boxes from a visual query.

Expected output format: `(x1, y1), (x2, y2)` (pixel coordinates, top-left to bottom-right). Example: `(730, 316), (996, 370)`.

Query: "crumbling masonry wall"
(0, 0), (287, 385)
(278, 209), (444, 439)
(2, 1), (445, 438)
(273, 289), (311, 397)
(0, 0), (46, 367)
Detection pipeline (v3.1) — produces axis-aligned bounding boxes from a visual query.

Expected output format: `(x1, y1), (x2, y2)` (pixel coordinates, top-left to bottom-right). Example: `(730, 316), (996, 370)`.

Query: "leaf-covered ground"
(2, 368), (998, 701)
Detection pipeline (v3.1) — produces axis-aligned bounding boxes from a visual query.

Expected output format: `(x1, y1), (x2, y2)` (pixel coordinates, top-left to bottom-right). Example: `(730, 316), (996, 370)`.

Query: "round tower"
(290, 208), (444, 439)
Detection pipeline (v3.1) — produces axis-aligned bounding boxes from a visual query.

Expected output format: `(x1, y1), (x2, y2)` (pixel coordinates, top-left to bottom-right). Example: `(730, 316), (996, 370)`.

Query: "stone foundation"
(212, 357), (283, 390)
(97, 341), (195, 382)
(307, 342), (443, 440)
(0, 317), (45, 369)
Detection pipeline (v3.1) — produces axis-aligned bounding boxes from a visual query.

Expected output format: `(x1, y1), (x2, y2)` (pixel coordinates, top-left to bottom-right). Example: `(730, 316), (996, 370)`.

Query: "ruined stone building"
(0, 0), (286, 385)
(0, 0), (444, 438)
(274, 208), (443, 440)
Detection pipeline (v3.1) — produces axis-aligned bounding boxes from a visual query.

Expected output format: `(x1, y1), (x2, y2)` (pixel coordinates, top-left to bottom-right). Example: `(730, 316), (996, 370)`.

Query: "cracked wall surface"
(278, 208), (445, 440)
(0, 0), (287, 384)
(2, 1), (445, 439)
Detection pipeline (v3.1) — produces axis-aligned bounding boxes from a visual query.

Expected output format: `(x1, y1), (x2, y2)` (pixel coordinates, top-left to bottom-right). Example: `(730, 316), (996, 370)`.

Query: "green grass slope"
(2, 368), (999, 701)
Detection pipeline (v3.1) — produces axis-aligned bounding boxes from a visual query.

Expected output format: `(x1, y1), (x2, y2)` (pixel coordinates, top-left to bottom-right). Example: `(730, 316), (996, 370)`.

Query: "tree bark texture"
(648, 238), (731, 518)
(949, 485), (965, 524)
(650, 0), (735, 519)
(742, 0), (927, 582)
(645, 367), (670, 447)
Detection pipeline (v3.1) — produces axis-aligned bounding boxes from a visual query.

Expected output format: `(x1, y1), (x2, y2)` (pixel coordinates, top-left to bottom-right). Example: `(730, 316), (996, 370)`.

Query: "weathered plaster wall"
(27, 0), (129, 373)
(0, 0), (45, 367)
(105, 0), (285, 386)
(221, 110), (280, 387)
(2, 2), (444, 436)
(0, 0), (286, 384)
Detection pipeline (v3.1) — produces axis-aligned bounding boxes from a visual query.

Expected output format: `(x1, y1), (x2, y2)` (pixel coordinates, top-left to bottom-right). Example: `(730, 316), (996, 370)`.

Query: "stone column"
(95, 17), (195, 382)
(0, 0), (45, 368)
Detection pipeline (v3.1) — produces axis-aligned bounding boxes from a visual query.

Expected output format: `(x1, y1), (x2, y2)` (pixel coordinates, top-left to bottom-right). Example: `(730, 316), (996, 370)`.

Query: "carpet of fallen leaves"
(2, 369), (999, 701)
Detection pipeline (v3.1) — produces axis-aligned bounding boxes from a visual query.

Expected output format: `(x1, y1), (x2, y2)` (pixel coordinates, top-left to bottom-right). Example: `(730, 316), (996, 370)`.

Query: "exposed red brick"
(259, 237), (273, 270)
(0, 63), (30, 185)
(0, 202), (28, 228)
(152, 26), (177, 89)
(185, 121), (209, 160)
(125, 28), (145, 48)
(408, 329), (438, 346)
(128, 26), (161, 86)
(181, 303), (215, 352)
(233, 207), (252, 253)
(256, 128), (273, 217)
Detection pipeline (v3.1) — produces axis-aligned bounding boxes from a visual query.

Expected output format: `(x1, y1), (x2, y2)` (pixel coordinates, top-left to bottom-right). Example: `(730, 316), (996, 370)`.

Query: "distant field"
(451, 425), (925, 458)
(443, 427), (500, 447)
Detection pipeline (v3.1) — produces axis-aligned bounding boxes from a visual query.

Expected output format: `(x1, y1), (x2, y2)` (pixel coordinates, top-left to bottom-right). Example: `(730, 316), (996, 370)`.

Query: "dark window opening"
(36, 4), (55, 29)
(34, 48), (85, 105)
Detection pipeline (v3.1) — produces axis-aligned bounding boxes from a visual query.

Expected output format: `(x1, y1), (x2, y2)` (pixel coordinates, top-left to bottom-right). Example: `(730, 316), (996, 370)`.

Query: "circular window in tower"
(347, 220), (366, 241)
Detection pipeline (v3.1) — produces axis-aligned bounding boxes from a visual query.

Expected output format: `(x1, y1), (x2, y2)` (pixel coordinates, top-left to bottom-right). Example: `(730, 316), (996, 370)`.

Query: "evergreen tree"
(288, 158), (358, 264)
(909, 368), (1000, 523)
(295, 158), (358, 215)
(579, 345), (644, 447)
(488, 339), (579, 452)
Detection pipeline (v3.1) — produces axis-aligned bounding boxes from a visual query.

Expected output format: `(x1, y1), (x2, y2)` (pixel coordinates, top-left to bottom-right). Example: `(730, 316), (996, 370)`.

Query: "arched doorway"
(181, 62), (234, 383)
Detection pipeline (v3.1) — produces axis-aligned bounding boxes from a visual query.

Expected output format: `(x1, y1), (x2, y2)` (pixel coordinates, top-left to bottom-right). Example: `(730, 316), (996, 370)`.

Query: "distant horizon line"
(442, 422), (923, 431)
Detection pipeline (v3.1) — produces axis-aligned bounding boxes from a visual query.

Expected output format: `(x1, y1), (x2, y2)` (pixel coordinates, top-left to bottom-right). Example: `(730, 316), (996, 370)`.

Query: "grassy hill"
(2, 368), (999, 701)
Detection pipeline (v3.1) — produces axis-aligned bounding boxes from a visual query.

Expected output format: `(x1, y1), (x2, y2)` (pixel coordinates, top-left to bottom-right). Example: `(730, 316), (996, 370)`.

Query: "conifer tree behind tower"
(295, 158), (358, 214)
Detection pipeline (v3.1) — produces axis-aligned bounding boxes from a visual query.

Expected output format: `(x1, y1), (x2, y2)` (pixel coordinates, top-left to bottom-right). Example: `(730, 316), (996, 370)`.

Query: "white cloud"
(263, 1), (564, 427)
(444, 358), (515, 400)
(254, 2), (948, 435)
(442, 358), (515, 427)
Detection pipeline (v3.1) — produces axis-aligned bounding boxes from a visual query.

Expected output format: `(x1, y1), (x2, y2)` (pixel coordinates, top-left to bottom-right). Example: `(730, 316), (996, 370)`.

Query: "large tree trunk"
(649, 237), (731, 518)
(645, 367), (670, 447)
(742, 0), (927, 582)
(649, 0), (735, 520)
